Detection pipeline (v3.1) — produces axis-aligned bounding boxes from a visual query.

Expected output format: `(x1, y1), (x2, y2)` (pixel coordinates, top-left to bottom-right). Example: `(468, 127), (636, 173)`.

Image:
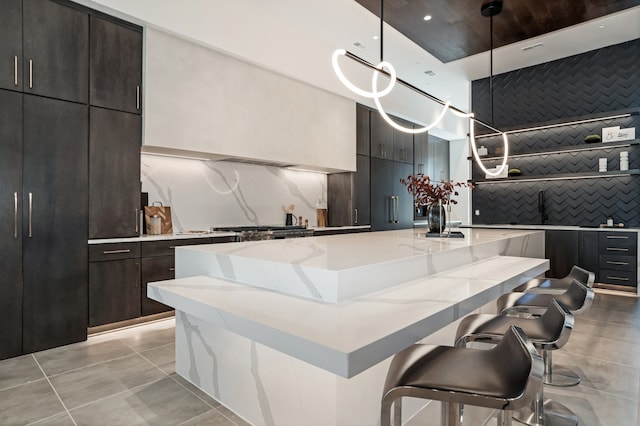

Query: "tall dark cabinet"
(370, 158), (413, 231)
(0, 90), (23, 359)
(89, 107), (142, 238)
(0, 0), (22, 91)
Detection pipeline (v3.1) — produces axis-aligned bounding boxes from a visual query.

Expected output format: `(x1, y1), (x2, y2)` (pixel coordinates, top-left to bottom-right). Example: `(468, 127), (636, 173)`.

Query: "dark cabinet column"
(89, 107), (141, 238)
(370, 157), (395, 231)
(0, 89), (23, 359)
(370, 112), (393, 159)
(544, 230), (579, 278)
(22, 0), (89, 103)
(0, 0), (23, 91)
(22, 95), (88, 353)
(354, 154), (370, 225)
(89, 259), (141, 326)
(394, 162), (414, 228)
(90, 17), (142, 114)
(356, 104), (370, 156)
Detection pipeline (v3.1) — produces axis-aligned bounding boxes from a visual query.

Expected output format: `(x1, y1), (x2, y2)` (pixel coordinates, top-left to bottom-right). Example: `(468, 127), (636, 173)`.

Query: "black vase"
(426, 204), (446, 234)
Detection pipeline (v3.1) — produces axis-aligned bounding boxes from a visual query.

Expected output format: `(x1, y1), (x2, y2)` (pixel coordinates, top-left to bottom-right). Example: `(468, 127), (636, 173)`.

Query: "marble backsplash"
(141, 154), (327, 232)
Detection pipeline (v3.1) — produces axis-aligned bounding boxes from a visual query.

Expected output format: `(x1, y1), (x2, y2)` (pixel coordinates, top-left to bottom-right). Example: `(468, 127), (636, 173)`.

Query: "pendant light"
(331, 0), (509, 176)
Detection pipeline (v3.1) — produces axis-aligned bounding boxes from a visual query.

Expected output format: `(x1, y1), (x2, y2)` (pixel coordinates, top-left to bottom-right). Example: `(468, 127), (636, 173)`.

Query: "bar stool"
(512, 265), (594, 294)
(381, 326), (543, 426)
(455, 300), (577, 426)
(497, 280), (595, 387)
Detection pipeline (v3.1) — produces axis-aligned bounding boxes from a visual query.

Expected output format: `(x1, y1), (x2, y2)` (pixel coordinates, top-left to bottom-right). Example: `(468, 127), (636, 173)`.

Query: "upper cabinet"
(370, 111), (393, 159)
(356, 104), (370, 156)
(393, 118), (414, 164)
(22, 0), (89, 103)
(0, 0), (22, 91)
(90, 17), (143, 114)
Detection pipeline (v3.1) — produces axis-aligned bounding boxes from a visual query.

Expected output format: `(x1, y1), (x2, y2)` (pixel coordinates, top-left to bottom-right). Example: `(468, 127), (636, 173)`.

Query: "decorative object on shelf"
(330, 0), (510, 177)
(400, 174), (473, 234)
(144, 202), (173, 234)
(584, 134), (601, 143)
(485, 163), (509, 179)
(508, 168), (522, 177)
(477, 145), (489, 156)
(603, 126), (636, 142)
(620, 151), (629, 171)
(599, 158), (607, 172)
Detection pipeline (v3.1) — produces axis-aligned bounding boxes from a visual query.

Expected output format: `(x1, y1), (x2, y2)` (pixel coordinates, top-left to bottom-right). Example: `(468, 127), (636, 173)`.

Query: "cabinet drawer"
(598, 232), (637, 253)
(141, 238), (212, 257)
(599, 268), (637, 287)
(89, 242), (140, 262)
(599, 254), (636, 271)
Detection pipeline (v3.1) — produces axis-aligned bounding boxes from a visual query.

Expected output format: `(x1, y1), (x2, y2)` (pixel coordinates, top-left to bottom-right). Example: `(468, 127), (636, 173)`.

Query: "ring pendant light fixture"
(331, 0), (510, 176)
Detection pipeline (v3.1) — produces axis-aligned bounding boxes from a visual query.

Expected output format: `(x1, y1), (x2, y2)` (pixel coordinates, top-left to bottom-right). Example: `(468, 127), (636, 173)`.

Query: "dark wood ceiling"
(355, 0), (640, 63)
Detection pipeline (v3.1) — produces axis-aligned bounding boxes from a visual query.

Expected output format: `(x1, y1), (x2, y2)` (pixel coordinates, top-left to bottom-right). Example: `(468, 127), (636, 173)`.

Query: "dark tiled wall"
(471, 39), (640, 227)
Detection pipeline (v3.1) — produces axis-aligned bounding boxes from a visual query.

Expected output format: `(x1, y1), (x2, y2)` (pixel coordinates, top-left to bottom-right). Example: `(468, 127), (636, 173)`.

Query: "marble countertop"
(174, 228), (545, 302)
(88, 231), (237, 244)
(149, 255), (549, 378)
(468, 224), (640, 233)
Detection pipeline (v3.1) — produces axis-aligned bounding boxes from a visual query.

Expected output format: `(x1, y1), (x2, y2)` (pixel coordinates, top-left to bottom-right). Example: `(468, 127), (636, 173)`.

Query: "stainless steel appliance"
(215, 226), (314, 242)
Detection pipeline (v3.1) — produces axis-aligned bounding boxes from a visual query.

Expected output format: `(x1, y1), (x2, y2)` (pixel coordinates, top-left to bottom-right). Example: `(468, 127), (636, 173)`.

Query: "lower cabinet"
(597, 231), (637, 288)
(89, 242), (141, 327)
(545, 230), (579, 278)
(89, 236), (236, 328)
(370, 158), (413, 231)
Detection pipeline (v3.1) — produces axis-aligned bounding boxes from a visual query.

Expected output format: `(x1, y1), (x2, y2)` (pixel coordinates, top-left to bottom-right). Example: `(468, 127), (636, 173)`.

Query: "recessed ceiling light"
(424, 15), (432, 21)
(599, 24), (606, 29)
(373, 35), (379, 40)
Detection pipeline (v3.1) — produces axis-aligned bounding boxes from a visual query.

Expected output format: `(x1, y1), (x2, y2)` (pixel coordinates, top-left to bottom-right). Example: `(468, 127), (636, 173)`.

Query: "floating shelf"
(473, 169), (640, 185)
(468, 140), (639, 161)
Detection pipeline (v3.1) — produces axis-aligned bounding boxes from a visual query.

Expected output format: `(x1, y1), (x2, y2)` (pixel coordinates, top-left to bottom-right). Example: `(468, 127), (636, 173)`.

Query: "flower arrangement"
(400, 174), (473, 206)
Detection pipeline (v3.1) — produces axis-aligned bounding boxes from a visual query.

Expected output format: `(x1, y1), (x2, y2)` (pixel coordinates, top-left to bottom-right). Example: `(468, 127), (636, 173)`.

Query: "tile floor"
(0, 289), (638, 426)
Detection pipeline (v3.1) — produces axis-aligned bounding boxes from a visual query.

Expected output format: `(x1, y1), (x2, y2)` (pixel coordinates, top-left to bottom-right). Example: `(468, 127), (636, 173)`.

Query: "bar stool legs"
(543, 350), (581, 386)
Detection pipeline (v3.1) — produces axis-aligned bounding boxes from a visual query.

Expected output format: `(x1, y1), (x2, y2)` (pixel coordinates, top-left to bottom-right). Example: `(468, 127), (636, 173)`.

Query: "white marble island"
(148, 228), (548, 426)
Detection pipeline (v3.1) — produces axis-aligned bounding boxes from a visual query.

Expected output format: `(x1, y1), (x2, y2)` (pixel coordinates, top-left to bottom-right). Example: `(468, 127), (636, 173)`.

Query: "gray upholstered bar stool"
(455, 300), (577, 426)
(381, 326), (543, 426)
(497, 280), (595, 387)
(512, 266), (595, 294)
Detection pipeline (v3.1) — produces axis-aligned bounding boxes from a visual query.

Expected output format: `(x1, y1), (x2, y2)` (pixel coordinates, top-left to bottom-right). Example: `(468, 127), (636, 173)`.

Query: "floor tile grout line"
(31, 354), (78, 426)
(0, 376), (48, 393)
(39, 351), (146, 380)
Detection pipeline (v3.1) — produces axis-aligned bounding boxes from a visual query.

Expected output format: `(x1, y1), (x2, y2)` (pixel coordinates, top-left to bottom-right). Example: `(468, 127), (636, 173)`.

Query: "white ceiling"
(75, 0), (639, 135)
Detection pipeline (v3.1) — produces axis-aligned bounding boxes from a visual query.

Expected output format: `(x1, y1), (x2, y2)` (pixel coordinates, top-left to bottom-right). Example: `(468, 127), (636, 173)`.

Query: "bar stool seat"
(512, 265), (594, 294)
(455, 300), (577, 426)
(381, 326), (543, 426)
(497, 280), (595, 387)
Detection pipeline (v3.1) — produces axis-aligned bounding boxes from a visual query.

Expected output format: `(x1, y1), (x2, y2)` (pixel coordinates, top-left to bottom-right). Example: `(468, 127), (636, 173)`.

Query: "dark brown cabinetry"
(370, 158), (413, 231)
(356, 102), (370, 156)
(0, 90), (23, 359)
(22, 0), (89, 103)
(90, 16), (142, 114)
(370, 111), (393, 159)
(21, 95), (88, 354)
(327, 154), (370, 226)
(0, 0), (22, 91)
(545, 230), (579, 279)
(597, 232), (637, 288)
(89, 107), (142, 238)
(393, 119), (414, 164)
(89, 242), (141, 327)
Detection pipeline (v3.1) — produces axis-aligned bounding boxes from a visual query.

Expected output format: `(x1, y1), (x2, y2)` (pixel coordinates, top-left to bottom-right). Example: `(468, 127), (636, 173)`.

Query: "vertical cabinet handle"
(389, 196), (399, 223)
(14, 192), (18, 238)
(394, 196), (399, 223)
(136, 86), (140, 110)
(135, 208), (139, 233)
(28, 60), (33, 88)
(354, 208), (358, 224)
(14, 56), (18, 86)
(28, 192), (33, 237)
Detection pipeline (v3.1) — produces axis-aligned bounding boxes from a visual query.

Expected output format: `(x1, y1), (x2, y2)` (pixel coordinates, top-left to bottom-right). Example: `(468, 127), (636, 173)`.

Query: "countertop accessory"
(598, 158), (607, 172)
(584, 134), (601, 143)
(620, 151), (629, 171)
(508, 168), (522, 176)
(144, 202), (173, 235)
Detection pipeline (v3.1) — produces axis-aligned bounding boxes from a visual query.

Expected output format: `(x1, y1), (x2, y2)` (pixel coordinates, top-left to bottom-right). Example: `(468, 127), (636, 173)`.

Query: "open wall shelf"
(470, 139), (639, 161)
(474, 169), (640, 185)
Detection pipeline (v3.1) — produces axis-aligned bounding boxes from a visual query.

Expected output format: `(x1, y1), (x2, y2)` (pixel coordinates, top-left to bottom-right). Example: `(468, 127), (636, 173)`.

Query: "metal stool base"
(514, 399), (579, 426)
(544, 366), (581, 387)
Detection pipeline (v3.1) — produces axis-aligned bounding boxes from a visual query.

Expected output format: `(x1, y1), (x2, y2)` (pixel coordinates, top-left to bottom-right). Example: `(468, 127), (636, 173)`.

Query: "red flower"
(400, 174), (473, 206)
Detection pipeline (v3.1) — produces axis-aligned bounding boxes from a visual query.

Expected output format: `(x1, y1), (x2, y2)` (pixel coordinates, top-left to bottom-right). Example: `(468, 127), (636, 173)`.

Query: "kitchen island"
(148, 228), (548, 425)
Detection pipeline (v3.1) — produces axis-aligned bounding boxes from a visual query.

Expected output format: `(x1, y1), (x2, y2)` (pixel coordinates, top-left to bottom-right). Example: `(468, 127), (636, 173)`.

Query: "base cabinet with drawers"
(89, 236), (235, 328)
(597, 231), (637, 288)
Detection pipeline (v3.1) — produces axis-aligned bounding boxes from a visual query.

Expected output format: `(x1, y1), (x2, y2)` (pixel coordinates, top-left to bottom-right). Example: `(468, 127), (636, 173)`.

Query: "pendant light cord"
(490, 14), (494, 126)
(380, 0), (384, 62)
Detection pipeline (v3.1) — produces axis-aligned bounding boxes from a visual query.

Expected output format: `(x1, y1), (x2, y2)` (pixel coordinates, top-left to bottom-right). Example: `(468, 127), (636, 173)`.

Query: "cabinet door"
(0, 90), (23, 359)
(370, 157), (394, 231)
(90, 17), (142, 113)
(353, 154), (370, 225)
(22, 96), (88, 353)
(544, 230), (579, 279)
(414, 132), (428, 175)
(356, 104), (370, 156)
(89, 259), (141, 327)
(370, 112), (393, 159)
(394, 162), (414, 229)
(141, 256), (174, 316)
(327, 172), (354, 227)
(22, 0), (88, 103)
(393, 120), (414, 164)
(0, 0), (22, 91)
(89, 107), (141, 238)
(578, 231), (598, 279)
(427, 136), (450, 181)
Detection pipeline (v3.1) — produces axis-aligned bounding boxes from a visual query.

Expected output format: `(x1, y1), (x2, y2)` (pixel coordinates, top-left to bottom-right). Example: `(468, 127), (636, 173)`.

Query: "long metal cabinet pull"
(136, 86), (140, 110)
(606, 235), (628, 239)
(28, 192), (32, 237)
(28, 60), (33, 88)
(102, 249), (131, 255)
(135, 209), (139, 232)
(14, 192), (18, 238)
(354, 208), (358, 224)
(389, 196), (399, 223)
(14, 56), (18, 86)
